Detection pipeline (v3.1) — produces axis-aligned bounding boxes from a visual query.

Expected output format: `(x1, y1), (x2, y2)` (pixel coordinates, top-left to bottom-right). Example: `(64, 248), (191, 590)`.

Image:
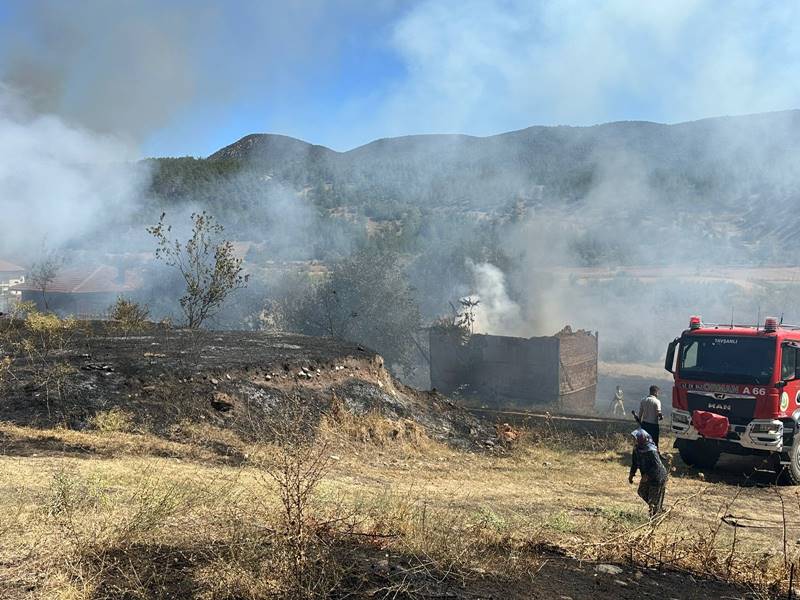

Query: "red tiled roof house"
(12, 265), (143, 316)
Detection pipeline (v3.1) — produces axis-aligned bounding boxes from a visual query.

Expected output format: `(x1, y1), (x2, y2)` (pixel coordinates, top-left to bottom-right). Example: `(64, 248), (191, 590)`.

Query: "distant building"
(0, 259), (26, 312)
(12, 265), (143, 316)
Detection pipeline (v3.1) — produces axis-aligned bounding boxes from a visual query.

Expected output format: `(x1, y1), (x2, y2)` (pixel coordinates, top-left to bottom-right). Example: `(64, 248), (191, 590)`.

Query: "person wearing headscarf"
(629, 428), (667, 517)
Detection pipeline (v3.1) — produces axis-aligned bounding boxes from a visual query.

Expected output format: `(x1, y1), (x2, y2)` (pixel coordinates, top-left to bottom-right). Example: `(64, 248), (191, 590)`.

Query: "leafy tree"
(28, 254), (62, 311)
(148, 211), (248, 329)
(283, 247), (421, 373)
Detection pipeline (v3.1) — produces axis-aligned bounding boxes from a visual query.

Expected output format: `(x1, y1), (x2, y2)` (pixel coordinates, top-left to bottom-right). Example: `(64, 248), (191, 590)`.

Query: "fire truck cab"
(666, 316), (800, 483)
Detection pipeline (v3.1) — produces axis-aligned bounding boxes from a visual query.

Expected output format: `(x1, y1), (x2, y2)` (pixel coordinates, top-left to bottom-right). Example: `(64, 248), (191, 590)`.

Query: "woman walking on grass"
(629, 428), (667, 517)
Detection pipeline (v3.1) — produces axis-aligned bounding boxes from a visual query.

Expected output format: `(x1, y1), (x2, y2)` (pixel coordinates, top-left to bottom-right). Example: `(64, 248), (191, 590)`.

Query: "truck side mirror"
(665, 339), (678, 373)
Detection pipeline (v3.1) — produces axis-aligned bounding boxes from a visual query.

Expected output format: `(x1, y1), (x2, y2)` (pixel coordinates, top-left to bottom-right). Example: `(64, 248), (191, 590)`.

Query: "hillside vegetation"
(147, 110), (800, 266)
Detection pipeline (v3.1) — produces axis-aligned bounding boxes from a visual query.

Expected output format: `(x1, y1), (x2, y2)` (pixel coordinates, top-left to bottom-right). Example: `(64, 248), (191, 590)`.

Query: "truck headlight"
(672, 412), (690, 425)
(751, 422), (782, 435)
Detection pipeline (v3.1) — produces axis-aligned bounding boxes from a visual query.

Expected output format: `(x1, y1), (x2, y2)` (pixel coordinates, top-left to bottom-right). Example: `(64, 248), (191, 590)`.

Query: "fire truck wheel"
(677, 440), (720, 469)
(781, 440), (800, 485)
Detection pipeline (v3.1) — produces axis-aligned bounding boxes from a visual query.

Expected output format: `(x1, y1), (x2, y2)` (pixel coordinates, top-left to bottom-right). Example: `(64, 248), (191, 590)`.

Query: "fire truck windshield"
(678, 335), (775, 385)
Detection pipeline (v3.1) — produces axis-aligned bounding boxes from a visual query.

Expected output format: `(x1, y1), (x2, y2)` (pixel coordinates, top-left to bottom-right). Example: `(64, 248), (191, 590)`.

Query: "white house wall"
(0, 274), (25, 312)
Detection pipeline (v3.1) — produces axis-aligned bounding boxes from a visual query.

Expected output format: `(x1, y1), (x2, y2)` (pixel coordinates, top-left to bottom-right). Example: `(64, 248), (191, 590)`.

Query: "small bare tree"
(148, 211), (248, 329)
(250, 396), (334, 598)
(18, 308), (79, 417)
(431, 297), (480, 345)
(28, 255), (62, 311)
(456, 296), (480, 334)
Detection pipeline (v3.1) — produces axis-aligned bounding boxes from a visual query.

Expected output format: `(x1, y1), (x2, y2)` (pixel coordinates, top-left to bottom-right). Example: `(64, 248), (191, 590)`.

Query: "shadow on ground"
(0, 430), (96, 459)
(610, 447), (783, 488)
(0, 537), (763, 600)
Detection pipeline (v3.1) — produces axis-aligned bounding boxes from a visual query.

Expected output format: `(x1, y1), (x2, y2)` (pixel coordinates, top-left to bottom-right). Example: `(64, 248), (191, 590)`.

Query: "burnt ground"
(0, 326), (489, 447)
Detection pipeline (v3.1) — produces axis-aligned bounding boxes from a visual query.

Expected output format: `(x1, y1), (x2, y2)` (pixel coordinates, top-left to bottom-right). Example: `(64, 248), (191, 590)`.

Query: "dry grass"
(89, 408), (137, 434)
(0, 415), (795, 598)
(319, 408), (431, 450)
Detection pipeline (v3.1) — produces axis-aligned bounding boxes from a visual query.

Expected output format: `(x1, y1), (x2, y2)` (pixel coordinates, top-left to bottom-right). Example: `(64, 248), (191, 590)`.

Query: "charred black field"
(0, 321), (485, 448)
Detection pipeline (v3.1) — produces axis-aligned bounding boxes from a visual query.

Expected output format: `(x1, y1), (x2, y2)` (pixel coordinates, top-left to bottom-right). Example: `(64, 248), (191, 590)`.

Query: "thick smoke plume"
(0, 0), (400, 152)
(468, 261), (523, 337)
(461, 119), (800, 363)
(0, 87), (147, 260)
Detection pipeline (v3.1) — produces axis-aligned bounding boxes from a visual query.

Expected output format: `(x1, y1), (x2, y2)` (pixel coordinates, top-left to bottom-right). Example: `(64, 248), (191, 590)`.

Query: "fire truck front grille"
(686, 393), (756, 425)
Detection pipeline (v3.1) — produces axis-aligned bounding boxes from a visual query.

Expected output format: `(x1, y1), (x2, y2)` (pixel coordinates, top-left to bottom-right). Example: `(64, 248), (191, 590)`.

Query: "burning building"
(429, 326), (598, 414)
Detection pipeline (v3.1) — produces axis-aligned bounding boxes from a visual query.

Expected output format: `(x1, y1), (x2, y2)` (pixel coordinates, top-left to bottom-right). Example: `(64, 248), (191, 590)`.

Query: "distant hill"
(209, 133), (338, 163)
(147, 110), (800, 266)
(207, 110), (800, 202)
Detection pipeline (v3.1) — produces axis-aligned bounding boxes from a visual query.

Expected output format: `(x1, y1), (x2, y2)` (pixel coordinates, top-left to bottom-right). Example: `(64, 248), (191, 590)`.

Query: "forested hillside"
(145, 110), (800, 268)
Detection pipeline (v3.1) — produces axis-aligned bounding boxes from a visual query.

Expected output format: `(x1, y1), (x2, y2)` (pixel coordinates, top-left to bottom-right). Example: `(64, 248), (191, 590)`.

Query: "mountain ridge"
(207, 109), (800, 160)
(147, 108), (800, 269)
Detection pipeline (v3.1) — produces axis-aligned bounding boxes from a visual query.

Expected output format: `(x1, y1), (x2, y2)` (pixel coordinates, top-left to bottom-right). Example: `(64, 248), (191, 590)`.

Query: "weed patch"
(90, 407), (136, 433)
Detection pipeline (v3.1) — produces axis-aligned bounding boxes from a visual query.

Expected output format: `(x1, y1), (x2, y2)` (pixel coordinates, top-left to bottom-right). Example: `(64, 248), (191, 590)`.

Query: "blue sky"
(1, 0), (800, 158)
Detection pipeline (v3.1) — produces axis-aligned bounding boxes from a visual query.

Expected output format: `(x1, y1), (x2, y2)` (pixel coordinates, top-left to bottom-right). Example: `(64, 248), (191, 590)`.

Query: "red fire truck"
(665, 316), (800, 483)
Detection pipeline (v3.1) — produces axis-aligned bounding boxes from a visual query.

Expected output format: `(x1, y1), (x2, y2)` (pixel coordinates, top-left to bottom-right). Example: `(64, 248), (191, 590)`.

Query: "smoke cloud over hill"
(368, 0), (800, 144)
(0, 87), (147, 260)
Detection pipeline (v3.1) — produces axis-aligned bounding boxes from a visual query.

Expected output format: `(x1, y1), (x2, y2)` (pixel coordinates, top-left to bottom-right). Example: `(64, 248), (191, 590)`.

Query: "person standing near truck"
(629, 427), (668, 517)
(609, 385), (625, 417)
(637, 385), (663, 448)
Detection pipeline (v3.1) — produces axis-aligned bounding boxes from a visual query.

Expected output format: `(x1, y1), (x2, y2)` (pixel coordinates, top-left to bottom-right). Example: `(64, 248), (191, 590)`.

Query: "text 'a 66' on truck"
(665, 316), (800, 483)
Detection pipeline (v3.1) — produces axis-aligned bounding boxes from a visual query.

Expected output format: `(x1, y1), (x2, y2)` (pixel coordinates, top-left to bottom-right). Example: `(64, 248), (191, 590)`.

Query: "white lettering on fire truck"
(681, 382), (740, 394)
(739, 387), (766, 395)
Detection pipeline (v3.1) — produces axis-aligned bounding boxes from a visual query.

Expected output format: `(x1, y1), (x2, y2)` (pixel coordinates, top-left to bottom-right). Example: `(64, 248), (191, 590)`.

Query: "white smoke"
(2, 0), (799, 370)
(0, 0), (402, 152)
(467, 261), (524, 336)
(356, 0), (800, 144)
(0, 87), (146, 260)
